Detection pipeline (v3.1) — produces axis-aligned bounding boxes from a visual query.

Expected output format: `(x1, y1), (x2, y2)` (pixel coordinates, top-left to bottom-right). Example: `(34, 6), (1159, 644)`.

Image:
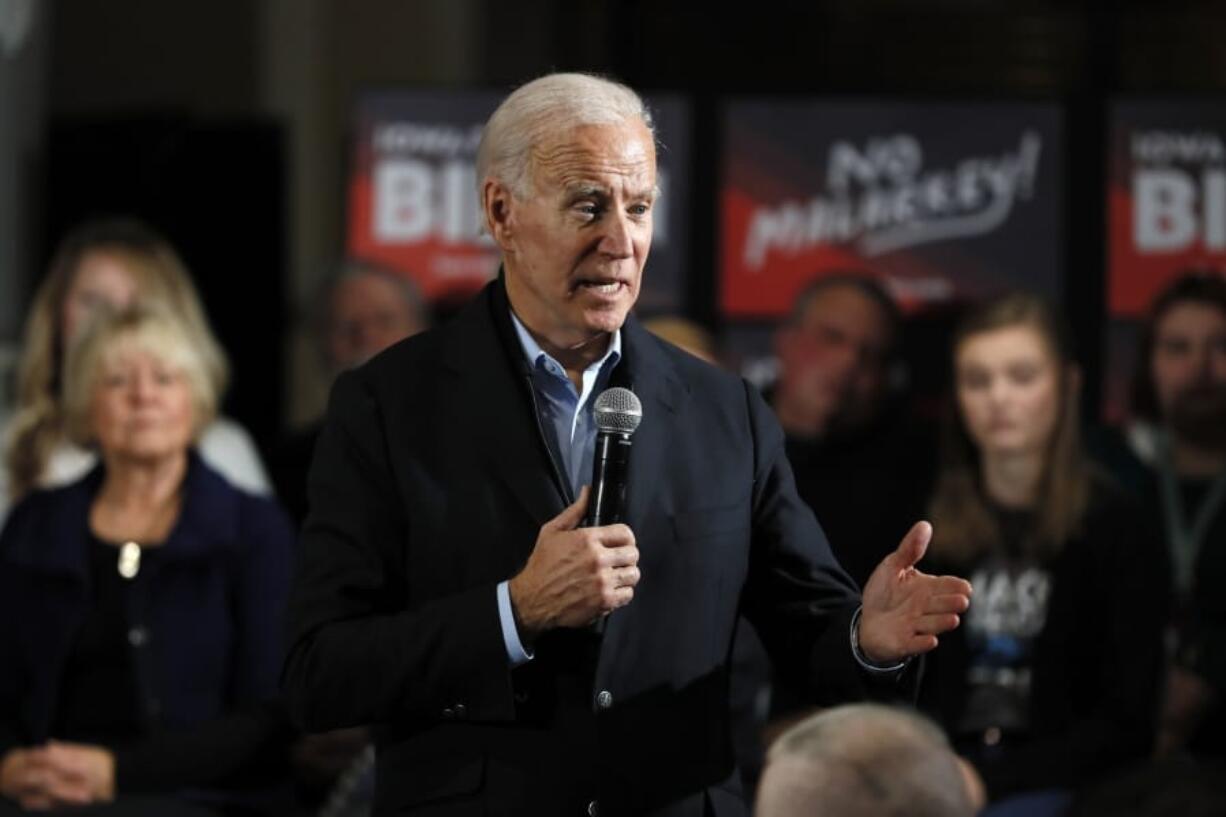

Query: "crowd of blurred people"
(1, 214), (1225, 816)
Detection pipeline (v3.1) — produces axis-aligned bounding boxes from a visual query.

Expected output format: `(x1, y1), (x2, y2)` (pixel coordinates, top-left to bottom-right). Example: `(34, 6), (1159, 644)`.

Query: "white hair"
(756, 705), (976, 817)
(476, 72), (656, 203)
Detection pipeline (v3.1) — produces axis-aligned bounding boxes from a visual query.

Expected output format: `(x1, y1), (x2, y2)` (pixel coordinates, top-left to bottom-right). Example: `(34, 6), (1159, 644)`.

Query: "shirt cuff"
(850, 605), (909, 674)
(497, 580), (534, 666)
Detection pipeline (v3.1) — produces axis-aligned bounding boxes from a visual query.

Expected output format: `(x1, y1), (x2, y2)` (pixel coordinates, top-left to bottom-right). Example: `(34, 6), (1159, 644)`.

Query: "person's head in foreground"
(755, 704), (981, 817)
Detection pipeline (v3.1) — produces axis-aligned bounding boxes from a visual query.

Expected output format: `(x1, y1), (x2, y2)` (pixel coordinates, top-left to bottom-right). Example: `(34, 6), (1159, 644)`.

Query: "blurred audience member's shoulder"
(0, 470), (97, 559)
(197, 416), (273, 497)
(1085, 422), (1158, 498)
(1070, 756), (1226, 817)
(642, 315), (721, 367)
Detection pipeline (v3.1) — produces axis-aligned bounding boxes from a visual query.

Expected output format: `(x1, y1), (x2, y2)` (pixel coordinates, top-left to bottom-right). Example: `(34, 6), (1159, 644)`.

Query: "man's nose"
(820, 340), (860, 383)
(598, 211), (634, 257)
(1190, 343), (1216, 378)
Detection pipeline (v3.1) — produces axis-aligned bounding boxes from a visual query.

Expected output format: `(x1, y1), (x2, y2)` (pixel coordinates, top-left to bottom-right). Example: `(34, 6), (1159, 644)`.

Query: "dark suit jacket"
(282, 280), (906, 817)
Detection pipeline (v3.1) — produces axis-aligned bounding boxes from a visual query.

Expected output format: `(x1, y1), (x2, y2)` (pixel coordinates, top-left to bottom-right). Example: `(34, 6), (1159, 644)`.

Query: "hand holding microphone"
(509, 389), (643, 639)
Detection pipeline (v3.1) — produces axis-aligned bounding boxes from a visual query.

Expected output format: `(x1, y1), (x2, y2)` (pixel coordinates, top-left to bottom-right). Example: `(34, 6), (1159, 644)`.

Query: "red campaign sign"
(720, 100), (1064, 319)
(346, 93), (503, 303)
(1102, 100), (1226, 424)
(1108, 103), (1226, 318)
(347, 164), (497, 303)
(721, 187), (869, 313)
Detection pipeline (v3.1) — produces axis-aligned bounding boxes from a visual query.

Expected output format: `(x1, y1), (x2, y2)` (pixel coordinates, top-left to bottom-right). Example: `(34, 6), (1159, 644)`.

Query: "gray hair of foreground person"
(755, 704), (978, 817)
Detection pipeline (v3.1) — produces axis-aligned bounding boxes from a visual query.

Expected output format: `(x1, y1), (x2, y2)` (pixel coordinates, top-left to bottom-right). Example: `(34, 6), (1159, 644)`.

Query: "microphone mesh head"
(594, 387), (643, 436)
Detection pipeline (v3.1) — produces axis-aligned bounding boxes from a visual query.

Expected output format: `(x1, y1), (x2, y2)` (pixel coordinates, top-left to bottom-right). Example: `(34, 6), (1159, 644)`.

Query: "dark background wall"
(4, 0), (1224, 433)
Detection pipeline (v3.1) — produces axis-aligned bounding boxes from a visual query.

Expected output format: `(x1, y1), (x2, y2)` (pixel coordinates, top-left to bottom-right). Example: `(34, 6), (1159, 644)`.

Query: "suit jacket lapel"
(613, 315), (682, 536)
(438, 281), (687, 591)
(599, 315), (686, 662)
(439, 281), (569, 546)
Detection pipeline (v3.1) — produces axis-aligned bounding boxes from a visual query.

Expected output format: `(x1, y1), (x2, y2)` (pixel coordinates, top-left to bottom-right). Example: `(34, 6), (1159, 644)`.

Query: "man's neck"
(504, 275), (614, 390)
(541, 331), (611, 392)
(510, 305), (612, 391)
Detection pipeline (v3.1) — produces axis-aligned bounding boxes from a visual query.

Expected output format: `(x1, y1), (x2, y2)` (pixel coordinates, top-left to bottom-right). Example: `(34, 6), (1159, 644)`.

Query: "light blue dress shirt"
(496, 311), (621, 666)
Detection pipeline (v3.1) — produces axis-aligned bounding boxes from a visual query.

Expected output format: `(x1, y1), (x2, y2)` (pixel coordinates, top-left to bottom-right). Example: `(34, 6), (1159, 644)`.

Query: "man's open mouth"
(577, 280), (624, 295)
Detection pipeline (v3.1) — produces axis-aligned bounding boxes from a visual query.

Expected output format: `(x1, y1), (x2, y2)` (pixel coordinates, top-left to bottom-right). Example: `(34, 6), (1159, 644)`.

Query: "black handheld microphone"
(584, 387), (643, 527)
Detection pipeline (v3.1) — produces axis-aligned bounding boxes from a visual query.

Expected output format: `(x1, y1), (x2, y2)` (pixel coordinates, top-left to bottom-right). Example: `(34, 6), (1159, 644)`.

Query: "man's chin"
(1168, 393), (1226, 448)
(582, 306), (632, 334)
(1170, 412), (1226, 449)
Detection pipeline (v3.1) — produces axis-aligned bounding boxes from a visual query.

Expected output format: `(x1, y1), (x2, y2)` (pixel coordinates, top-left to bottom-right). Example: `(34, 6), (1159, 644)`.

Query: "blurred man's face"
(775, 285), (893, 438)
(489, 119), (655, 352)
(328, 274), (424, 371)
(1151, 301), (1226, 446)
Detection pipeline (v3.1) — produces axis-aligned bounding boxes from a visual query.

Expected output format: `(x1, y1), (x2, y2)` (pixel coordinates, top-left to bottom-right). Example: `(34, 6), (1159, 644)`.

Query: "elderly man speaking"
(282, 73), (972, 817)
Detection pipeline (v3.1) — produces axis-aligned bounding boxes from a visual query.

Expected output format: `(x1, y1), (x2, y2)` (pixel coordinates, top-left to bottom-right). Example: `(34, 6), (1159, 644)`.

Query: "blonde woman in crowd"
(0, 306), (293, 815)
(0, 218), (271, 527)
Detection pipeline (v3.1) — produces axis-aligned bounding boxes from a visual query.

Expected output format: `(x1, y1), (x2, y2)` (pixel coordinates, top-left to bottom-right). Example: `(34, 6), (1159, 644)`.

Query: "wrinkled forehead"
(528, 120), (657, 195)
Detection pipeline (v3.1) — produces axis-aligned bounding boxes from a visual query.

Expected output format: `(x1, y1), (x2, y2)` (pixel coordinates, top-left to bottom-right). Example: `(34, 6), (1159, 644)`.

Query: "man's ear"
(483, 178), (516, 252)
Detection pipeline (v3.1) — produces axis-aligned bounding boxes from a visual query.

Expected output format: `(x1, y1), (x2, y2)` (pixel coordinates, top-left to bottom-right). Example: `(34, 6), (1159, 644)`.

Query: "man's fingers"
(924, 593), (971, 616)
(914, 613), (962, 636)
(546, 485), (590, 532)
(891, 521), (932, 570)
(600, 584), (635, 612)
(613, 565), (641, 588)
(902, 633), (940, 655)
(599, 542), (639, 569)
(594, 522), (636, 550)
(916, 574), (973, 598)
